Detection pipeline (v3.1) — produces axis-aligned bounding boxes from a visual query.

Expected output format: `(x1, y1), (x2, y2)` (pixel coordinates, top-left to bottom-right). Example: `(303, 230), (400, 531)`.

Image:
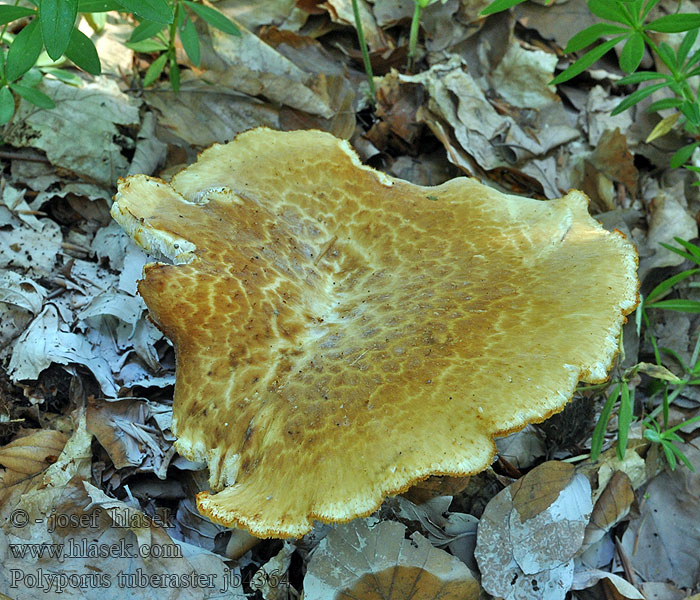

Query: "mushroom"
(111, 128), (638, 538)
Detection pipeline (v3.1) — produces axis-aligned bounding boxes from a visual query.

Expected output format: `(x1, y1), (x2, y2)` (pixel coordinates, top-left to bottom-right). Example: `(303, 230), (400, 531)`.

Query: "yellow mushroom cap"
(111, 128), (638, 538)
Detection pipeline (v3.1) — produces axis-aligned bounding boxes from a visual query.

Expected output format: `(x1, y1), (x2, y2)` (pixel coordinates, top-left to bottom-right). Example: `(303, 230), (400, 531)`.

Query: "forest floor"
(1, 1), (700, 599)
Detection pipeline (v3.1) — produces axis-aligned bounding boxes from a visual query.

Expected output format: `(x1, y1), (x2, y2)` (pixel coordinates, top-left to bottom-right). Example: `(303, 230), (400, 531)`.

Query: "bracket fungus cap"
(111, 128), (638, 538)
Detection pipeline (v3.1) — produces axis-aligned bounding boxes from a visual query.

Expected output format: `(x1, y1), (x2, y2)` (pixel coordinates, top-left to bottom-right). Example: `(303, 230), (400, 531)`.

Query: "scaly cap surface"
(111, 128), (638, 538)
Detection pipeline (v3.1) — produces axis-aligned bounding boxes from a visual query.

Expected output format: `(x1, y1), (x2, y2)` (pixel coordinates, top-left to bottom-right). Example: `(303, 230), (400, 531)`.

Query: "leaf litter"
(1, 0), (700, 598)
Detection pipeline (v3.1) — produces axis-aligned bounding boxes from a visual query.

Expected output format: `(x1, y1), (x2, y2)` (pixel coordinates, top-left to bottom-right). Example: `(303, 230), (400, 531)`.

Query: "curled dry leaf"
(303, 518), (479, 600)
(112, 128), (637, 537)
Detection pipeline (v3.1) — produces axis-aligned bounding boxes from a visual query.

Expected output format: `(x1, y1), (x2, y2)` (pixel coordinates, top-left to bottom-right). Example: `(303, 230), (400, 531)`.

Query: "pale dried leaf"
(9, 305), (119, 396)
(4, 78), (141, 188)
(475, 461), (593, 600)
(304, 518), (480, 599)
(571, 569), (644, 599)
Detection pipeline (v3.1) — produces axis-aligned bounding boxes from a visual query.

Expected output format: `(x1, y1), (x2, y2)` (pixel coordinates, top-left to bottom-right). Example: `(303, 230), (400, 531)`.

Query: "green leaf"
(479, 0), (527, 15)
(78, 0), (122, 11)
(40, 0), (79, 60)
(678, 28), (698, 66)
(646, 14), (700, 33)
(686, 44), (700, 70)
(662, 441), (677, 469)
(64, 27), (100, 74)
(617, 383), (633, 460)
(143, 52), (167, 86)
(0, 86), (15, 124)
(670, 141), (699, 168)
(169, 54), (180, 91)
(587, 0), (631, 24)
(129, 19), (164, 43)
(6, 19), (44, 82)
(611, 81), (670, 115)
(668, 443), (694, 471)
(565, 23), (629, 53)
(656, 41), (677, 70)
(619, 32), (645, 72)
(641, 0), (661, 19)
(179, 14), (200, 66)
(665, 413), (700, 435)
(183, 1), (239, 35)
(646, 97), (684, 112)
(9, 82), (55, 108)
(591, 383), (621, 461)
(0, 6), (36, 25)
(617, 70), (668, 84)
(114, 0), (172, 23)
(126, 38), (168, 52)
(680, 100), (700, 124)
(643, 426), (661, 444)
(647, 298), (700, 312)
(551, 36), (625, 85)
(39, 66), (84, 85)
(21, 68), (42, 87)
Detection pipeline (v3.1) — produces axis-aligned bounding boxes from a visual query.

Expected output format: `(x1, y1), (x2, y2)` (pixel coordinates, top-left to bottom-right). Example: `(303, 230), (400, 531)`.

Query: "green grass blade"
(617, 383), (633, 460)
(647, 299), (700, 312)
(591, 383), (621, 461)
(645, 268), (700, 303)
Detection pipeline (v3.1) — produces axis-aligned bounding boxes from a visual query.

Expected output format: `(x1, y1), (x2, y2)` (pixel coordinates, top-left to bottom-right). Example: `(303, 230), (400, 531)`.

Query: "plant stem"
(408, 1), (422, 72)
(350, 0), (375, 105)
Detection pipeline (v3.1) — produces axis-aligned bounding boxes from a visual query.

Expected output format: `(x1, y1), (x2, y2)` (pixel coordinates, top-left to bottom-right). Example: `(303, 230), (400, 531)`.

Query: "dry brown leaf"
(589, 128), (638, 198)
(583, 470), (634, 549)
(510, 460), (574, 521)
(321, 0), (386, 51)
(0, 429), (69, 495)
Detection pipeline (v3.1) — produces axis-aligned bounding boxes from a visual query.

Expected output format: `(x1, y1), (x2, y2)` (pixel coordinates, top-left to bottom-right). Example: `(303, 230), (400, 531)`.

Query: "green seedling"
(407, 0), (448, 71)
(128, 0), (239, 92)
(588, 237), (700, 470)
(481, 0), (700, 175)
(350, 0), (375, 104)
(0, 0), (239, 124)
